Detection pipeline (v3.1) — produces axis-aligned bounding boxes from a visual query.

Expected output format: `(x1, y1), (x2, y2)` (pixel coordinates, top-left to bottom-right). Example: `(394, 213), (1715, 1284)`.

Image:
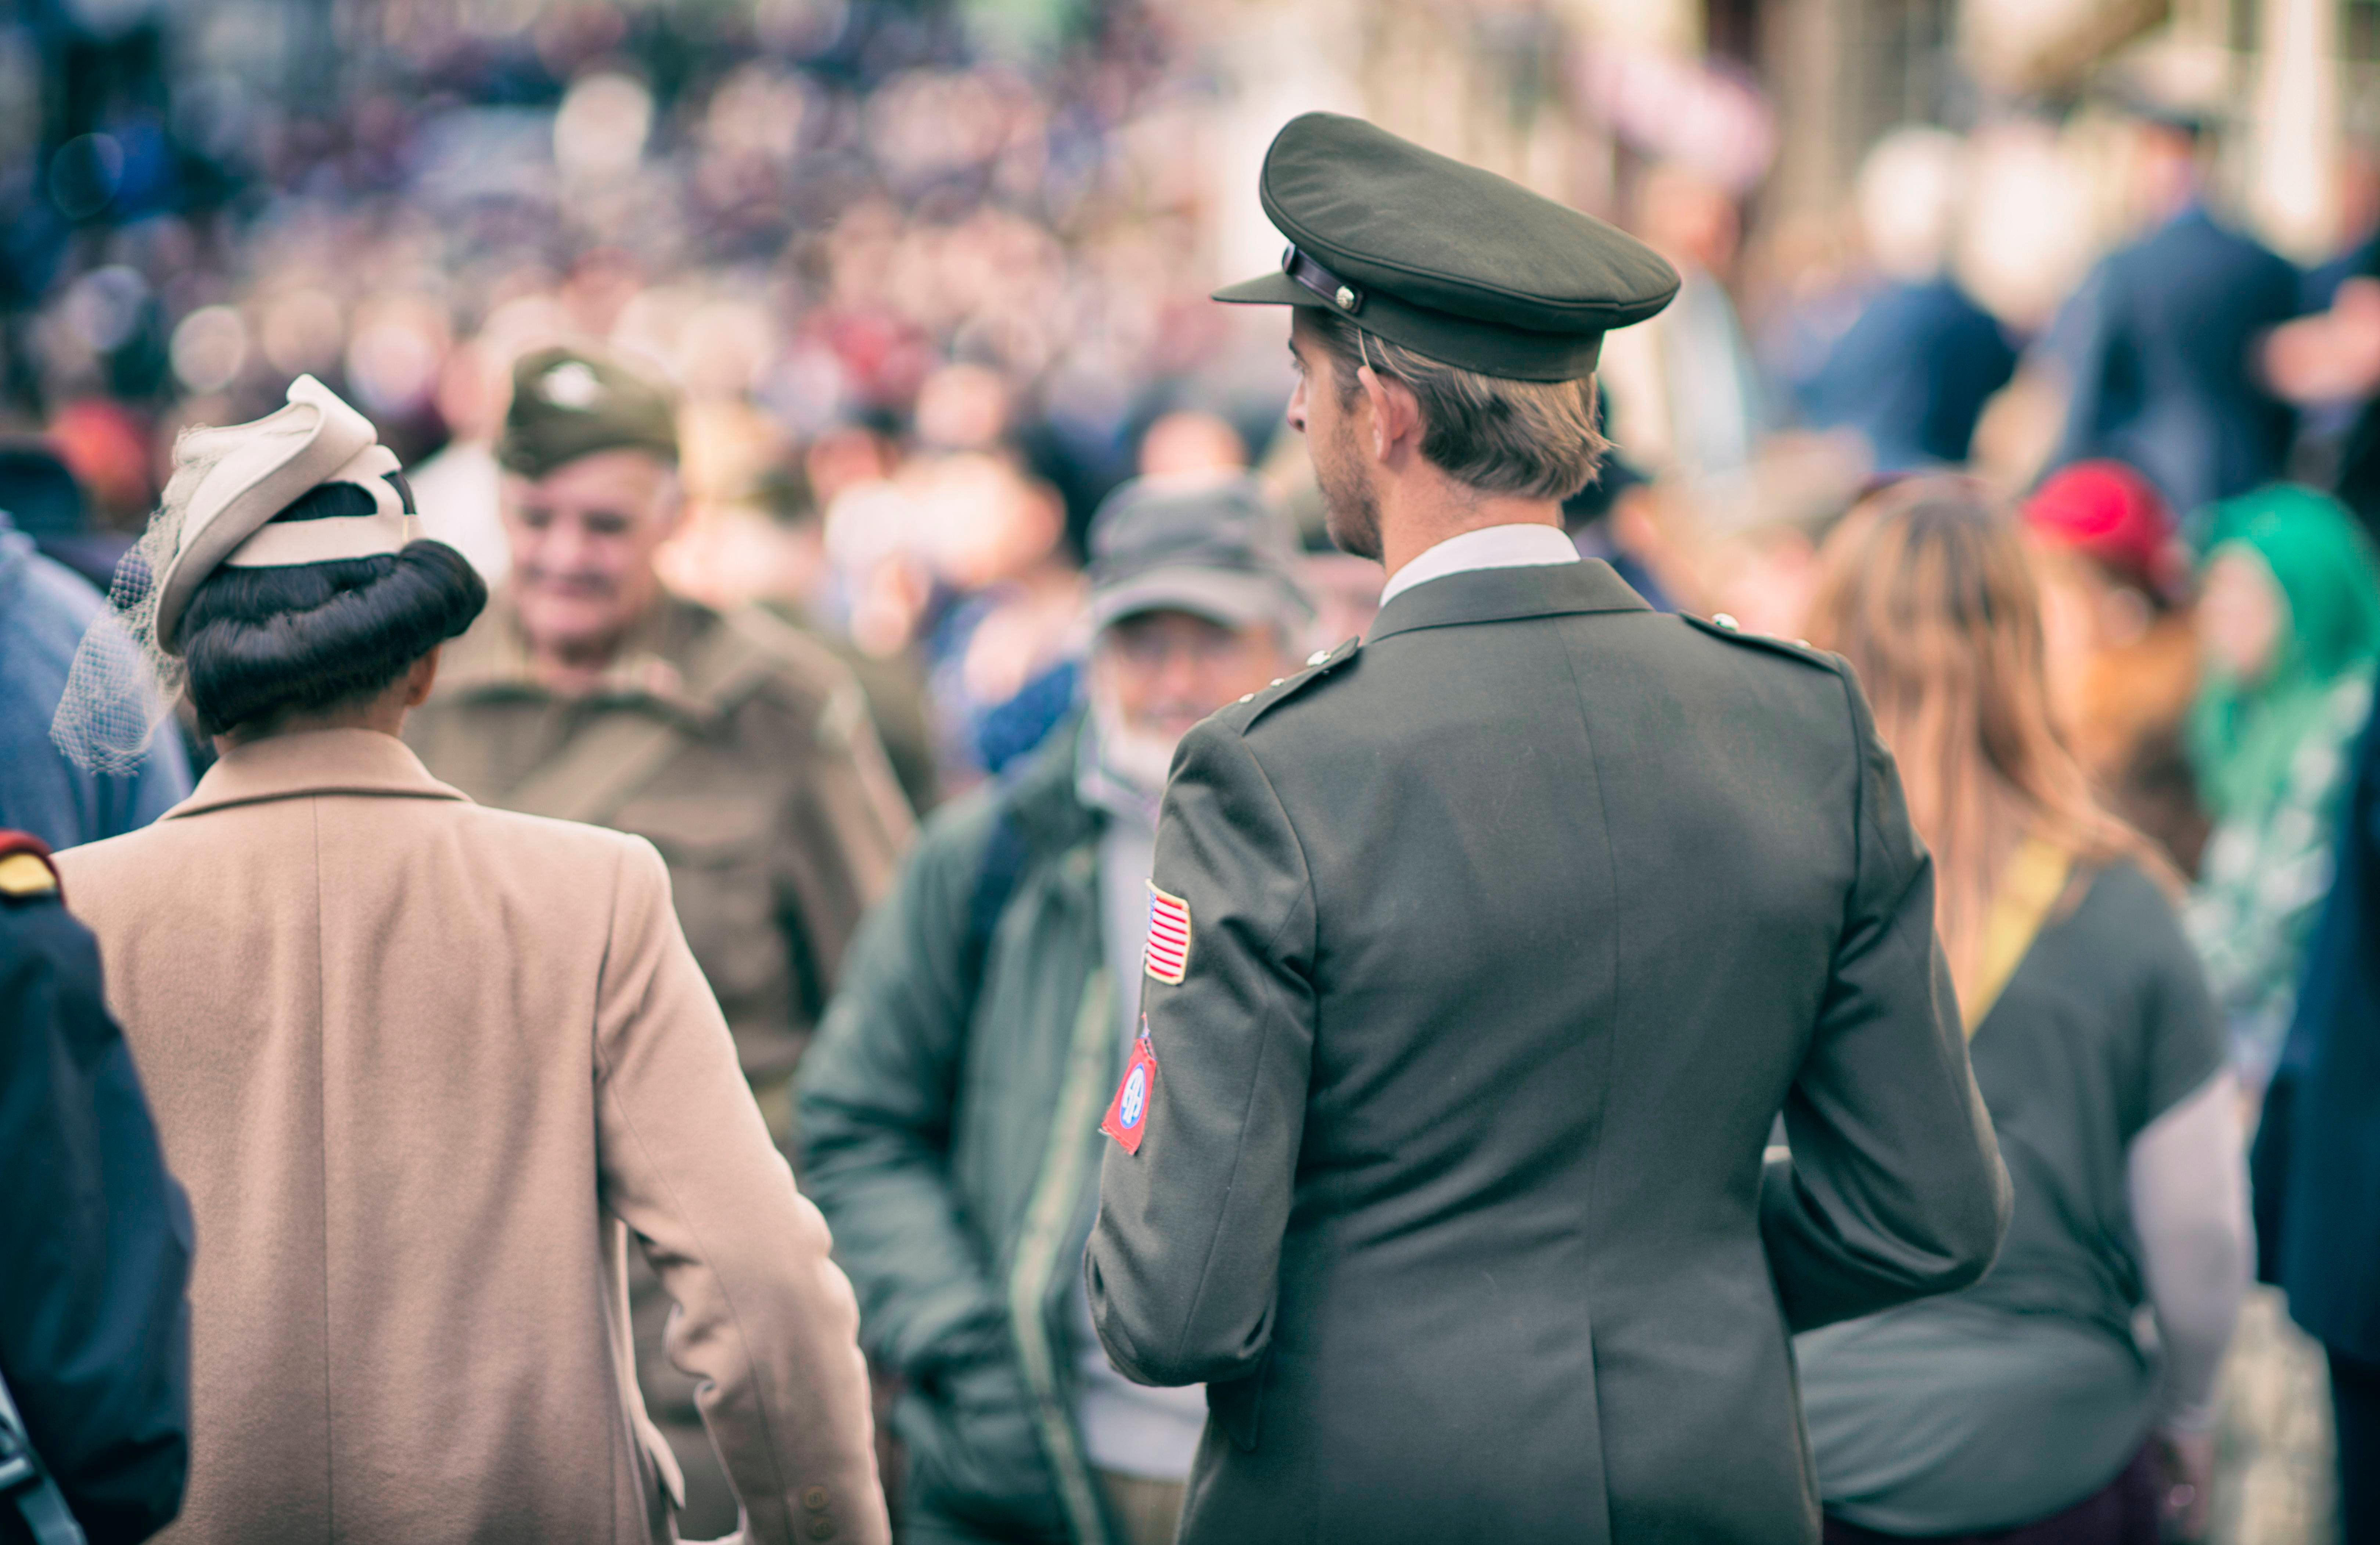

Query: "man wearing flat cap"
(1085, 113), (2011, 1544)
(404, 343), (914, 1531)
(799, 476), (1314, 1545)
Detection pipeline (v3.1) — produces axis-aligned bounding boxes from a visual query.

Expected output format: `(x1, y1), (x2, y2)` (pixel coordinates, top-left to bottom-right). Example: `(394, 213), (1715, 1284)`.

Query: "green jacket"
(1087, 562), (2012, 1545)
(798, 723), (1126, 1544)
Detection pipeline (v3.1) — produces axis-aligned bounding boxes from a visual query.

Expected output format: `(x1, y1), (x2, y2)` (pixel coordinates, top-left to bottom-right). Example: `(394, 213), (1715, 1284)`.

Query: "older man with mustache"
(404, 343), (913, 1535)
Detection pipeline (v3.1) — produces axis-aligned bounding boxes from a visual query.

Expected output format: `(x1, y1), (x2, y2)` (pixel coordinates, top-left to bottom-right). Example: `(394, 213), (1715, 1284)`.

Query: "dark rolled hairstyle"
(180, 481), (487, 737)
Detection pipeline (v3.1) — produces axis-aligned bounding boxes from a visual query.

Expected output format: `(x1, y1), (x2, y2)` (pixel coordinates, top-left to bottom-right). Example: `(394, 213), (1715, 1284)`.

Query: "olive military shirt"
(406, 592), (915, 1090)
(1086, 560), (2010, 1545)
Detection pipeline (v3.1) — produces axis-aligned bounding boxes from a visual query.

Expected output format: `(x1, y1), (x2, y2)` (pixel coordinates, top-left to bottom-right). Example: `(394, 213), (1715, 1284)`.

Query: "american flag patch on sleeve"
(1144, 881), (1192, 984)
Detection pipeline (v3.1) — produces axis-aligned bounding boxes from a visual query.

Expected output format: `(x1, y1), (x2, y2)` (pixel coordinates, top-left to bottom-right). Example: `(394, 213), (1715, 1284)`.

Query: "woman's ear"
(404, 645), (442, 708)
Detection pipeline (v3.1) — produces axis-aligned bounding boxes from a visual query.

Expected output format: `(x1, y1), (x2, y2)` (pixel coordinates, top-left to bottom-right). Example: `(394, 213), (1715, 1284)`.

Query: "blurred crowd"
(9, 0), (2380, 1541)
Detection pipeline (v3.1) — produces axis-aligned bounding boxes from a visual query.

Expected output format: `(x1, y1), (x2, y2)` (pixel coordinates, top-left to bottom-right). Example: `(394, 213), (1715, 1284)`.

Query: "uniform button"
(1269, 677), (1284, 687)
(1712, 612), (1740, 630)
(801, 1486), (830, 1510)
(807, 1516), (837, 1540)
(1238, 693), (1254, 703)
(1308, 649), (1331, 666)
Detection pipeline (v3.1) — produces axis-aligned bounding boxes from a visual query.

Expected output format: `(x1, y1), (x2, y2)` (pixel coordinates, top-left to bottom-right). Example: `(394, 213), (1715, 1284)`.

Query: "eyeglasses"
(1101, 620), (1263, 667)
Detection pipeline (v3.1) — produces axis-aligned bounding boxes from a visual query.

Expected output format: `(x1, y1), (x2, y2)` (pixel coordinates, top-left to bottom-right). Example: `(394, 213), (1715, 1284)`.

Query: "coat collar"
(1365, 557), (1652, 644)
(1000, 711), (1101, 857)
(167, 729), (470, 820)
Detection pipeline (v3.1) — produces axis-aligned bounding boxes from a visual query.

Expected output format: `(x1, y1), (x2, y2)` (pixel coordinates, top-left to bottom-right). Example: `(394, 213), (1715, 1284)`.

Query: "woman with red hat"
(2023, 460), (2207, 873)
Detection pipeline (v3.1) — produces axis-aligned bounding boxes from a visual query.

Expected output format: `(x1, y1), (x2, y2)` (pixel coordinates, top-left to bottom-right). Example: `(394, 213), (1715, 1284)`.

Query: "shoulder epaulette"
(1680, 612), (1838, 671)
(707, 606), (870, 735)
(723, 605), (852, 688)
(1227, 637), (1362, 733)
(0, 831), (61, 903)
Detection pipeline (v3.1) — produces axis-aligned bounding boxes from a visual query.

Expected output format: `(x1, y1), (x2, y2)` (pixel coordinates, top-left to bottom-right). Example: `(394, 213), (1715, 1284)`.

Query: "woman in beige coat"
(49, 377), (888, 1545)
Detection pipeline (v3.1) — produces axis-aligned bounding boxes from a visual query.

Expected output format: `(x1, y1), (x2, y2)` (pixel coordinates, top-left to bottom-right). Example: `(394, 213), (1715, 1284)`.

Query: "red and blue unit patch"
(1144, 881), (1192, 985)
(1101, 1032), (1159, 1155)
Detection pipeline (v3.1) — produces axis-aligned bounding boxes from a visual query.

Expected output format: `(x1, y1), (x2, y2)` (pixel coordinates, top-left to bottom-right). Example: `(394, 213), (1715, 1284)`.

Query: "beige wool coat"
(55, 729), (888, 1545)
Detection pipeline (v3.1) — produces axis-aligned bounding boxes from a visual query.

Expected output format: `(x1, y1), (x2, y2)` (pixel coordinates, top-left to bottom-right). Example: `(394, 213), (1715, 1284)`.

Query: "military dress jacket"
(405, 592), (915, 1091)
(1086, 560), (2011, 1545)
(54, 731), (887, 1545)
(0, 837), (190, 1545)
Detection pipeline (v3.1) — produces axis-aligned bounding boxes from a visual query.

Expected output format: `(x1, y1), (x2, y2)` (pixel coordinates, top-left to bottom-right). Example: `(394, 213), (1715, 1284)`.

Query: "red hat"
(2023, 460), (2185, 601)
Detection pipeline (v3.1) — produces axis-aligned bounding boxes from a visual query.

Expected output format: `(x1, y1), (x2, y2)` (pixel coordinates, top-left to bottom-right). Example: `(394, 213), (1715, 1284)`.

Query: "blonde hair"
(1304, 309), (1609, 501)
(1804, 477), (2172, 999)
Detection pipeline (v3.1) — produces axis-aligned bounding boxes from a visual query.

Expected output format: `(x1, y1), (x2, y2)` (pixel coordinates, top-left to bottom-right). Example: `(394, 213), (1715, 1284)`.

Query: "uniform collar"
(431, 589), (720, 726)
(167, 728), (470, 819)
(1366, 556), (1651, 644)
(1376, 522), (1581, 607)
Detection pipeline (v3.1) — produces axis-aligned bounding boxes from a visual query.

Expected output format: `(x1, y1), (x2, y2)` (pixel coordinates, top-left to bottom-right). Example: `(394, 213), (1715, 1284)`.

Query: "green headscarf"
(2187, 485), (2380, 822)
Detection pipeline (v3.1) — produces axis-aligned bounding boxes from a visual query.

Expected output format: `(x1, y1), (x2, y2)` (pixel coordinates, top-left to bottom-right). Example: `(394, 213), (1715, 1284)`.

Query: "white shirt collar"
(1376, 523), (1581, 607)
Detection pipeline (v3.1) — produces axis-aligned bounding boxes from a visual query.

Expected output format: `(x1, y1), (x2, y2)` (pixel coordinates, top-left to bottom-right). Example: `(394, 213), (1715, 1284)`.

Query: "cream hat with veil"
(52, 375), (419, 774)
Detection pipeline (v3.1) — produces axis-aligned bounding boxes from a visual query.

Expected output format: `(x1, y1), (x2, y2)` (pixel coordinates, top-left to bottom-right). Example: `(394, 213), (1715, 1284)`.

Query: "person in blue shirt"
(1799, 128), (2018, 472)
(2045, 110), (2302, 521)
(0, 512), (190, 850)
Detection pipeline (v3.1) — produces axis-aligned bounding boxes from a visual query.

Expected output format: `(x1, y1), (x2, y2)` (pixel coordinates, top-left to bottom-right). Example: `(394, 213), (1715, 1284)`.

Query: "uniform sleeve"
(1086, 720), (1316, 1388)
(795, 804), (1012, 1379)
(775, 675), (917, 1022)
(1760, 670), (2013, 1333)
(0, 903), (191, 1545)
(594, 838), (889, 1545)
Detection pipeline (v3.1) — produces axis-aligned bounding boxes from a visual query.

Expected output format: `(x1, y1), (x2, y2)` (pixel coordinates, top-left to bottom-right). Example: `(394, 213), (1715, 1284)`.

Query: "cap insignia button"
(1712, 613), (1740, 631)
(540, 361), (603, 410)
(1334, 286), (1356, 311)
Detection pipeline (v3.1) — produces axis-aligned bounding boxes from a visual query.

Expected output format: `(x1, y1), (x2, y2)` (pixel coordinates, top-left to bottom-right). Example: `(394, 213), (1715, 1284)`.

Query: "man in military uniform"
(1085, 114), (2012, 1544)
(403, 344), (913, 1532)
(0, 832), (191, 1545)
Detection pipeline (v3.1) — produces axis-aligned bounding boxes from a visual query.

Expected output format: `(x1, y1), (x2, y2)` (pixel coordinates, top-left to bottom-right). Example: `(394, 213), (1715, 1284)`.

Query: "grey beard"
(1089, 689), (1185, 797)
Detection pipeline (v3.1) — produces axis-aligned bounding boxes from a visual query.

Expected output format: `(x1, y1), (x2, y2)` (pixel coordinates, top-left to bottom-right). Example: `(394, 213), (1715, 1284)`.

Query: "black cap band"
(1283, 246), (1365, 315)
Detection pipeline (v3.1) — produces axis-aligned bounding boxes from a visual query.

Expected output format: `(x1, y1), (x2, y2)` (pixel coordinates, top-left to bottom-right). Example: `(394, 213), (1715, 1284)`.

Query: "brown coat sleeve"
(594, 836), (889, 1545)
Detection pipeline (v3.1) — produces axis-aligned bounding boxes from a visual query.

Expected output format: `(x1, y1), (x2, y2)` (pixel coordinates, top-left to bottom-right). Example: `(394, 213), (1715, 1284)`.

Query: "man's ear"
(656, 469), (688, 535)
(1356, 365), (1419, 463)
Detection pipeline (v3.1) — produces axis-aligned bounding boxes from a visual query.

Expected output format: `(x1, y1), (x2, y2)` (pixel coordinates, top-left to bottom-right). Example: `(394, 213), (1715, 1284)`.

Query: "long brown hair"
(1804, 477), (2172, 999)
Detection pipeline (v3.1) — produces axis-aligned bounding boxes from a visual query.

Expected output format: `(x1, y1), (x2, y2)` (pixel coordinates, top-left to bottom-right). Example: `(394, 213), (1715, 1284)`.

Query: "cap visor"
(1211, 271), (1320, 307)
(1092, 568), (1304, 631)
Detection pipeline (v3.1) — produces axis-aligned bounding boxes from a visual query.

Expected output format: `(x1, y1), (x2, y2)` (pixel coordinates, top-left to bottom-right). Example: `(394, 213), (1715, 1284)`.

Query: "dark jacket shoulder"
(1206, 637), (1363, 738)
(1677, 612), (1843, 673)
(0, 884), (193, 1545)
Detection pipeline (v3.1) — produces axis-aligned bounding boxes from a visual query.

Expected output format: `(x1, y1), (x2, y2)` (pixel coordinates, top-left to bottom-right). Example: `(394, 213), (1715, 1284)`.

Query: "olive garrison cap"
(499, 344), (680, 481)
(1215, 113), (1680, 381)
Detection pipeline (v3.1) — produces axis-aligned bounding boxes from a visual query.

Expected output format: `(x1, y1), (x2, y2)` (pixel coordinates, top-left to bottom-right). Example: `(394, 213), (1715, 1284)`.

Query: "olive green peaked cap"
(499, 344), (680, 480)
(1215, 112), (1680, 381)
